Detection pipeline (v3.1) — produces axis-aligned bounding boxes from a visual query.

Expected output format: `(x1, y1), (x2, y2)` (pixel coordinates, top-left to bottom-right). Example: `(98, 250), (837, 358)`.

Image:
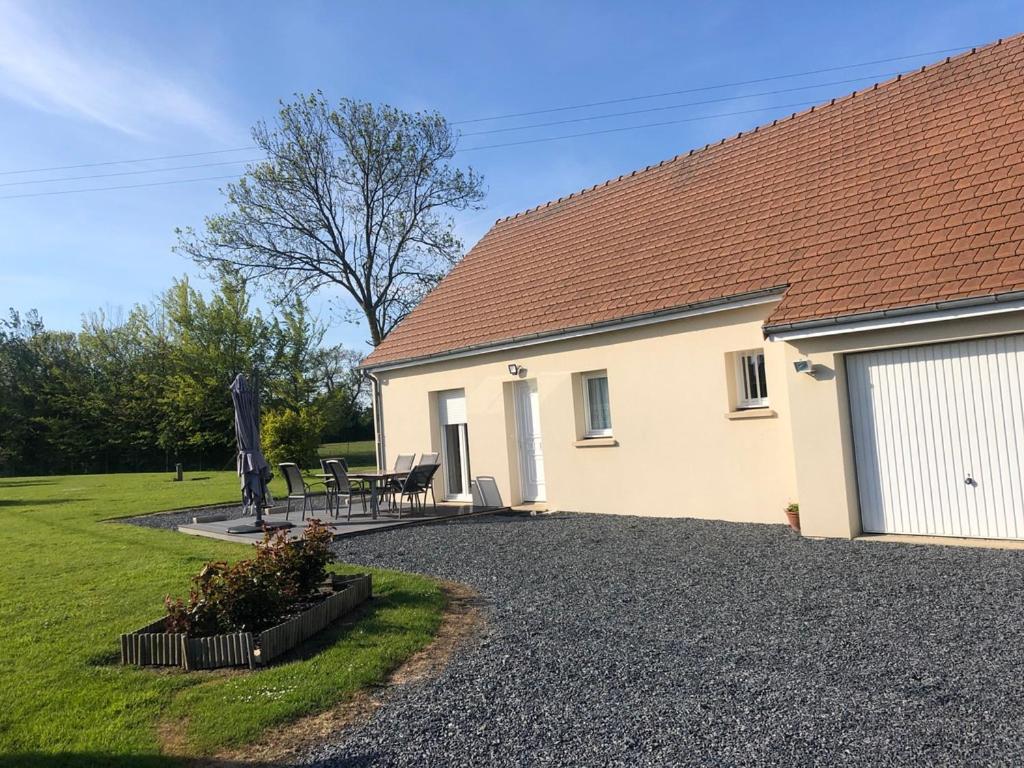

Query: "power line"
(0, 43), (978, 178)
(0, 146), (257, 177)
(0, 157), (262, 188)
(452, 44), (974, 124)
(0, 100), (819, 198)
(460, 70), (902, 137)
(460, 99), (821, 152)
(10, 71), (889, 188)
(0, 174), (242, 200)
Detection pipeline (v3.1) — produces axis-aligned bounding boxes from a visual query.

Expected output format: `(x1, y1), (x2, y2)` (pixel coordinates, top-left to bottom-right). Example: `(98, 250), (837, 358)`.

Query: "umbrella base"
(226, 521), (295, 534)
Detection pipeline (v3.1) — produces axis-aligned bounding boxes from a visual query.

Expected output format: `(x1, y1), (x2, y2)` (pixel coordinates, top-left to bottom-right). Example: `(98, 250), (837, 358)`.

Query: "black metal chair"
(391, 450), (436, 512)
(384, 453), (416, 508)
(319, 457), (349, 497)
(419, 461), (441, 512)
(319, 456), (349, 472)
(396, 462), (442, 517)
(279, 462), (327, 520)
(325, 459), (368, 520)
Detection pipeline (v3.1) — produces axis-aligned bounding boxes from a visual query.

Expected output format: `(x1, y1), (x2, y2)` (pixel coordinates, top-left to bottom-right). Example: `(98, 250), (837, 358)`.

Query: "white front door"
(847, 335), (1024, 539)
(514, 379), (546, 502)
(437, 389), (472, 502)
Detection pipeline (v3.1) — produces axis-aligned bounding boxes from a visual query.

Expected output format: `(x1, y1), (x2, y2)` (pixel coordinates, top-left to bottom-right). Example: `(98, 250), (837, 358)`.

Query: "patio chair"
(279, 462), (328, 521)
(418, 461), (441, 512)
(318, 457), (349, 494)
(396, 462), (442, 517)
(324, 459), (368, 520)
(319, 457), (349, 472)
(384, 453), (416, 508)
(419, 452), (439, 465)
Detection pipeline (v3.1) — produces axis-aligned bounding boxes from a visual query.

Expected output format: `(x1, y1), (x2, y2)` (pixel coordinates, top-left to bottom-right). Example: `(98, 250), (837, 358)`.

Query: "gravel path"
(303, 512), (1024, 767)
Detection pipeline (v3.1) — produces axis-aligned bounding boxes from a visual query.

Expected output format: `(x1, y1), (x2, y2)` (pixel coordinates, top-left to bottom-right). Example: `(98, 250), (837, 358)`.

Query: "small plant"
(164, 521), (334, 636)
(256, 519), (334, 600)
(784, 502), (801, 532)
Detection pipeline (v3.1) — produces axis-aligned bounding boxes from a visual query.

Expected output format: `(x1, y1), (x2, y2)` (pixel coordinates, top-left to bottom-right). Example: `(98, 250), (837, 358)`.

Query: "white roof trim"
(766, 296), (1024, 342)
(364, 288), (784, 372)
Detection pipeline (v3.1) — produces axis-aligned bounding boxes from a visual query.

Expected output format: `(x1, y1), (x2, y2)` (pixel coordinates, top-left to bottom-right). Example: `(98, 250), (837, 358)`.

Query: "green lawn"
(0, 468), (442, 767)
(318, 439), (377, 469)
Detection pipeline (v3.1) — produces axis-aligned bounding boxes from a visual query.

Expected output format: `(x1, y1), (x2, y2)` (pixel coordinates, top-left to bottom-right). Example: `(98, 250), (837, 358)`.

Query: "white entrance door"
(514, 379), (546, 502)
(847, 334), (1024, 539)
(438, 389), (471, 502)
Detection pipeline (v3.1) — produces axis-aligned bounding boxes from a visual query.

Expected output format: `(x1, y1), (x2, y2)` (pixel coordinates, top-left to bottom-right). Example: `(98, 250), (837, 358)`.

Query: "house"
(362, 36), (1024, 541)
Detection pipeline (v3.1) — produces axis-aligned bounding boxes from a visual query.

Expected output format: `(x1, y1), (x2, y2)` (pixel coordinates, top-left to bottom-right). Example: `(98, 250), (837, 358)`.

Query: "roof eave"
(362, 286), (787, 372)
(764, 290), (1024, 341)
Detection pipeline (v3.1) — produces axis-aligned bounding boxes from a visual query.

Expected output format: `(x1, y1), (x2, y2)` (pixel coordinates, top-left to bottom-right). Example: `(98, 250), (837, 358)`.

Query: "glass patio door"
(441, 423), (471, 501)
(437, 389), (472, 502)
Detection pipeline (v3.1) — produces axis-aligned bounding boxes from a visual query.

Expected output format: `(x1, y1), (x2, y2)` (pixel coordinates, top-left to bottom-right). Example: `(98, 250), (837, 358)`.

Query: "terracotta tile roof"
(366, 37), (1024, 367)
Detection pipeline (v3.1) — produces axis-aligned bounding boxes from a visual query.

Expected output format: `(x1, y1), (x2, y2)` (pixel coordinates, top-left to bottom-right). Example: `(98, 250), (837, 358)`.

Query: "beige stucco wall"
(373, 302), (799, 525)
(372, 302), (1024, 538)
(782, 311), (1024, 539)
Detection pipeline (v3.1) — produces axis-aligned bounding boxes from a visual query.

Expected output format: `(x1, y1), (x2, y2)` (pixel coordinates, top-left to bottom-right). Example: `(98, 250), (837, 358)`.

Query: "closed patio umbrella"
(226, 372), (292, 534)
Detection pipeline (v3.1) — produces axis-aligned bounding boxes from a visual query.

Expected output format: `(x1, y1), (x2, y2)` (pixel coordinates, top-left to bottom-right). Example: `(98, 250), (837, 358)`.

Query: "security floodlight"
(793, 359), (815, 375)
(508, 363), (520, 376)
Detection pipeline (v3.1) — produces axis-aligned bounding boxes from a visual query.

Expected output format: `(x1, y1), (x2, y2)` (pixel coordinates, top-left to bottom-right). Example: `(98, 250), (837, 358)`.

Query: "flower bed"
(121, 573), (371, 670)
(120, 519), (372, 670)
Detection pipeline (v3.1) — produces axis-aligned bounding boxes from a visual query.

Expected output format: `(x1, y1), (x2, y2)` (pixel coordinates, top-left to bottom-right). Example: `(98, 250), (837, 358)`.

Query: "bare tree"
(176, 93), (486, 346)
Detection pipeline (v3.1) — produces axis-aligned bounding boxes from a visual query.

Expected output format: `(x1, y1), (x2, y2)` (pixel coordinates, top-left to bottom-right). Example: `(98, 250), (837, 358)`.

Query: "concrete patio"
(177, 499), (506, 543)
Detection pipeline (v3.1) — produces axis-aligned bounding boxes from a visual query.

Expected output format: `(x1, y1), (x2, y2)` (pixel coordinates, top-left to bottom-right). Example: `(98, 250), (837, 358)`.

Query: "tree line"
(2, 95), (485, 477)
(0, 272), (370, 476)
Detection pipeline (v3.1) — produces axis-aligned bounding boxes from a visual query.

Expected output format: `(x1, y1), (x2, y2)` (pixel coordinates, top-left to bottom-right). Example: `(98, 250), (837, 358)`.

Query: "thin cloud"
(0, 0), (231, 139)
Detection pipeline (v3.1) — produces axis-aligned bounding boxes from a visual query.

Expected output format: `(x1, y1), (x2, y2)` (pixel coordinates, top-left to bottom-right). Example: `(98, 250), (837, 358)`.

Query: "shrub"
(262, 405), (325, 468)
(164, 521), (334, 635)
(256, 519), (334, 600)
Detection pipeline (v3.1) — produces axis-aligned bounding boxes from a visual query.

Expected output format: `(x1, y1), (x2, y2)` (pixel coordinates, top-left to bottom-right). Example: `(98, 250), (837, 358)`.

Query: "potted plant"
(785, 502), (800, 532)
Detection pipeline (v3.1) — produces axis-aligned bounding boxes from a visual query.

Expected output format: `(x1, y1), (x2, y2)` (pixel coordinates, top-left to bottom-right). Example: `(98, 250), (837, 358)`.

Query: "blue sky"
(1, 0), (1022, 352)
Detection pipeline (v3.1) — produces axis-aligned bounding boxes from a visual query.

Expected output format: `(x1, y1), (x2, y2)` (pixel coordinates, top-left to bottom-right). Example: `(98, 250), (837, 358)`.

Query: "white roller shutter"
(437, 389), (467, 425)
(847, 334), (1024, 540)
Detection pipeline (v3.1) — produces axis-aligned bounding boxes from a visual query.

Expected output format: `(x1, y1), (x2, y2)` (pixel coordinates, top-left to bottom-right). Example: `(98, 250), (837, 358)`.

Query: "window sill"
(574, 437), (619, 448)
(725, 408), (777, 420)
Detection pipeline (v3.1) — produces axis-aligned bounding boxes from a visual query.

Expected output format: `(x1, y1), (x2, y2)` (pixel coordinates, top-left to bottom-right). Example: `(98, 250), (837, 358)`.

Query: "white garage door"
(847, 335), (1024, 539)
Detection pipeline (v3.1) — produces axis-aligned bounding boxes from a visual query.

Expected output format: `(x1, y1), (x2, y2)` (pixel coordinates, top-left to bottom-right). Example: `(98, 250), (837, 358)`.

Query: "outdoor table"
(349, 471), (407, 519)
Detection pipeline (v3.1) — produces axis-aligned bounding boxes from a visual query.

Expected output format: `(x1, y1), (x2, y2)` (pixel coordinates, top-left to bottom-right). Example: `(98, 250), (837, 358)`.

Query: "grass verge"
(0, 470), (442, 767)
(318, 439), (376, 468)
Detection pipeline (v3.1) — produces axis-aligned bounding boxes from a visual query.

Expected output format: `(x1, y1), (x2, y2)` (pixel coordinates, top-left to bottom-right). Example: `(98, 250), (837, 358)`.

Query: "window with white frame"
(582, 371), (613, 437)
(736, 350), (769, 409)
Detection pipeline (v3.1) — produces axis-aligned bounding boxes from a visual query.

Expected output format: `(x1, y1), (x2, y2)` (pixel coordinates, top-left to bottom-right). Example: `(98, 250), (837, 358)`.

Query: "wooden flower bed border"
(120, 573), (372, 670)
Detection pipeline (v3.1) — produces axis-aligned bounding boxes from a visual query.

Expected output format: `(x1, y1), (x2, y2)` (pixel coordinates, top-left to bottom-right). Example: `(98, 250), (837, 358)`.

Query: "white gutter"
(765, 292), (1024, 342)
(363, 287), (786, 373)
(363, 370), (385, 470)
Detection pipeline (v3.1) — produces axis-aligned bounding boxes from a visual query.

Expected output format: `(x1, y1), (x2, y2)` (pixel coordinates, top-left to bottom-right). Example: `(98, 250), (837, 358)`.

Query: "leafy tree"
(0, 274), (372, 476)
(176, 94), (486, 346)
(267, 297), (328, 413)
(0, 310), (44, 473)
(317, 347), (372, 442)
(261, 406), (325, 469)
(157, 272), (276, 466)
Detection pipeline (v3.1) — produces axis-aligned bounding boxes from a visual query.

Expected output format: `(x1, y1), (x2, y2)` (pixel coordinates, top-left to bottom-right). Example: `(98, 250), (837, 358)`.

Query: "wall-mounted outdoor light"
(508, 363), (521, 376)
(793, 359), (817, 376)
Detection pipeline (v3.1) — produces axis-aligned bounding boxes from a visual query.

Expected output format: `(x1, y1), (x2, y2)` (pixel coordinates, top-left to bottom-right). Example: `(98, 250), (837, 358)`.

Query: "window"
(736, 350), (769, 409)
(582, 371), (613, 437)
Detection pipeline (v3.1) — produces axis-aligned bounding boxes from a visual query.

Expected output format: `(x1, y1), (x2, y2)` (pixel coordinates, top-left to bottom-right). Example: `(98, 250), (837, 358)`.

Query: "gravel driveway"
(302, 512), (1024, 767)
